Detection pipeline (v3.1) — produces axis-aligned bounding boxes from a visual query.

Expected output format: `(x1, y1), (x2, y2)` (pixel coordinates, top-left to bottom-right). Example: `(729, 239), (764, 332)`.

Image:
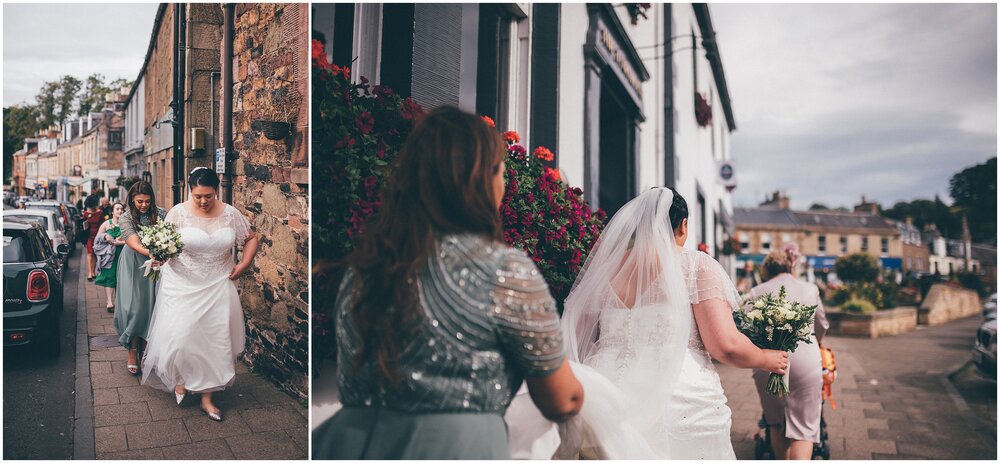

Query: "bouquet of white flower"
(735, 286), (817, 396)
(137, 221), (184, 281)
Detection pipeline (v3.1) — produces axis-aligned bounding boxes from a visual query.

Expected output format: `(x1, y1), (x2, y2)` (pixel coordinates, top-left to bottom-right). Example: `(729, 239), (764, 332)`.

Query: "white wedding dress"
(141, 202), (252, 393)
(505, 188), (737, 460)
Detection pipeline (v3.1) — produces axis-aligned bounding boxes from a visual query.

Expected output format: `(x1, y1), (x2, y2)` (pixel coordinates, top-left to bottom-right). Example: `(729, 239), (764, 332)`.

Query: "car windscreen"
(3, 230), (40, 263)
(7, 215), (48, 229)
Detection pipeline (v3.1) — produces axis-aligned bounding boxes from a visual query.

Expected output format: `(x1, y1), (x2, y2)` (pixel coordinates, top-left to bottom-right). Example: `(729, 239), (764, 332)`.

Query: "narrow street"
(3, 241), (81, 460)
(719, 316), (998, 460)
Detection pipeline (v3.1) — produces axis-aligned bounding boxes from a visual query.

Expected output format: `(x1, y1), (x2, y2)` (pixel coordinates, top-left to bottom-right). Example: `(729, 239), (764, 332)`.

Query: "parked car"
(24, 200), (75, 247)
(983, 293), (997, 321)
(3, 221), (67, 357)
(972, 319), (997, 379)
(4, 210), (71, 272)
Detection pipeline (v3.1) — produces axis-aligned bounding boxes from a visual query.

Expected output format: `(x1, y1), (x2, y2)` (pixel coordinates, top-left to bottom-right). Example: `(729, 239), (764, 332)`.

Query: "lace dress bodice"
(164, 204), (253, 282)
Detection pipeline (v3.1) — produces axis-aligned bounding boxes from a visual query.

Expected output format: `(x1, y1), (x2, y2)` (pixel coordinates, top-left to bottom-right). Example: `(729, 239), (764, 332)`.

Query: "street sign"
(718, 161), (737, 190)
(215, 148), (226, 174)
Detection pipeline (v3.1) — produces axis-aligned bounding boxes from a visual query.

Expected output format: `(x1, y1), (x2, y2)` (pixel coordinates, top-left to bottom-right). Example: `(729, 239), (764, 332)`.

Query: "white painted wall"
(555, 4), (735, 262)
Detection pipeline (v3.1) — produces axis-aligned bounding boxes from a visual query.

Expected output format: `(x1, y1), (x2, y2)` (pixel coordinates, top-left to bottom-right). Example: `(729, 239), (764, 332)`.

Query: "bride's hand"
(229, 262), (249, 280)
(760, 349), (789, 375)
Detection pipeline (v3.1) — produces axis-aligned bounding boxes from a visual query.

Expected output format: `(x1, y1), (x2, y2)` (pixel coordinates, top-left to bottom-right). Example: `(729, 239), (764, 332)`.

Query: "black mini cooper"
(3, 221), (67, 356)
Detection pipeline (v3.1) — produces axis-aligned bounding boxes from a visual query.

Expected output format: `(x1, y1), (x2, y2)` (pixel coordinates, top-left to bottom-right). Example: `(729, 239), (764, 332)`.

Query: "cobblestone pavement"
(83, 274), (308, 459)
(718, 316), (997, 460)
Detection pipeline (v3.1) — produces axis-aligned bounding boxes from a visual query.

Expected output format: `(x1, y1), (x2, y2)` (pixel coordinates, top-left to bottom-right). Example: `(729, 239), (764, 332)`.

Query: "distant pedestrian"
(82, 195), (104, 281)
(94, 202), (126, 312)
(747, 245), (830, 460)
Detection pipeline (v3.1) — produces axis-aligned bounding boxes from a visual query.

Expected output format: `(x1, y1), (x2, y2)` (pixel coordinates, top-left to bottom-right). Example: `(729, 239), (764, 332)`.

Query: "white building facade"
(317, 3), (737, 269)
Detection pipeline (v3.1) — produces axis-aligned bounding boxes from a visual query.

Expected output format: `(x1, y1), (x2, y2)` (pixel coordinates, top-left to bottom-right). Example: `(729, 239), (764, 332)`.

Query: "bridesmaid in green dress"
(312, 107), (585, 459)
(114, 181), (166, 376)
(94, 202), (126, 312)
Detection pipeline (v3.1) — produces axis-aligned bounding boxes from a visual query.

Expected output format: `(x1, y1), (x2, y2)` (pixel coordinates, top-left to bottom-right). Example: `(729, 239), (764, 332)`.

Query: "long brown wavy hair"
(346, 106), (506, 388)
(126, 181), (159, 227)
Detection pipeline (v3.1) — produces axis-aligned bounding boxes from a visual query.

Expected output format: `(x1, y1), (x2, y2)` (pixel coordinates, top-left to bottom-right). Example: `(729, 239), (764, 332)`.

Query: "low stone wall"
(918, 283), (981, 326)
(827, 307), (918, 338)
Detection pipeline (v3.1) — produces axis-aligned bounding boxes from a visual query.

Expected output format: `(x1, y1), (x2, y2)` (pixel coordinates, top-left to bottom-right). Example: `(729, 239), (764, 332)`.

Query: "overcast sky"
(3, 3), (159, 107)
(711, 3), (996, 210)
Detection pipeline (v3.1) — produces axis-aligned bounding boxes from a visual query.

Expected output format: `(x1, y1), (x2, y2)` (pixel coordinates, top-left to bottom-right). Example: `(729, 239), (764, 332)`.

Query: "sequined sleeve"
(688, 251), (741, 310)
(118, 209), (138, 240)
(490, 250), (565, 377)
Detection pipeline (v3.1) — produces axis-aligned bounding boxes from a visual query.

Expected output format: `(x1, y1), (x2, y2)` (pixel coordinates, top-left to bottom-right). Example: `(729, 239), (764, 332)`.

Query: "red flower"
(544, 168), (562, 182)
(533, 146), (554, 162)
(402, 98), (423, 121)
(335, 137), (356, 149)
(503, 131), (520, 144)
(362, 176), (378, 192)
(482, 116), (495, 128)
(311, 39), (326, 62)
(508, 144), (526, 157)
(355, 111), (375, 135)
(698, 242), (709, 253)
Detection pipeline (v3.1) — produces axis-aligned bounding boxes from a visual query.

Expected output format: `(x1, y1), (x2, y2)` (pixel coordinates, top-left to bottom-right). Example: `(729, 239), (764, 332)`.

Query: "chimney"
(854, 195), (878, 215)
(760, 191), (790, 209)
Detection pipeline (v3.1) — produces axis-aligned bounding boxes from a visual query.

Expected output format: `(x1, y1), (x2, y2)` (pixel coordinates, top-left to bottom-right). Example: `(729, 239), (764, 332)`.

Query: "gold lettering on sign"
(599, 25), (643, 98)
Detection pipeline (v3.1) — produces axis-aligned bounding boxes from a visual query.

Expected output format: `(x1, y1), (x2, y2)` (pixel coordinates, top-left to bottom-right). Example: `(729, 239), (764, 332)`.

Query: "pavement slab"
(81, 261), (308, 460)
(719, 315), (997, 460)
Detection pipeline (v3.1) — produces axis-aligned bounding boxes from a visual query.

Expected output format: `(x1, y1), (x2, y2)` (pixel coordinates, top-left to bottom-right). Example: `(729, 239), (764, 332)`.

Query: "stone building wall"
(229, 2), (310, 400)
(183, 4), (223, 173)
(144, 4), (175, 205)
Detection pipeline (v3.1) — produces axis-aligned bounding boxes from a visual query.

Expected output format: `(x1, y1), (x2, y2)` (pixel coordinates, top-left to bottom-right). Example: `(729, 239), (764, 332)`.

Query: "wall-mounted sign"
(215, 148), (226, 174)
(73, 165), (82, 176)
(718, 161), (736, 190)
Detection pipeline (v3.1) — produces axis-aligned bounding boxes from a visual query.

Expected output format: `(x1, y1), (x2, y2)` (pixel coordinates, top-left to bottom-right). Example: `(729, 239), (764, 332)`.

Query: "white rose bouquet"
(734, 286), (817, 396)
(137, 221), (184, 281)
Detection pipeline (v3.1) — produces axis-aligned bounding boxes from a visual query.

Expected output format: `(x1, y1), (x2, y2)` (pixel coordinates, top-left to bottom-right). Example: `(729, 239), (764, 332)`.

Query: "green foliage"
(949, 157), (997, 245)
(3, 105), (42, 182)
(834, 253), (880, 283)
(882, 196), (962, 240)
(828, 280), (899, 309)
(841, 298), (877, 314)
(953, 270), (988, 297)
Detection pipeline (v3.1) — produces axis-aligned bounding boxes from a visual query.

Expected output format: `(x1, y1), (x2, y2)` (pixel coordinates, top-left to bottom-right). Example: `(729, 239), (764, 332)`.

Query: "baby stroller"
(753, 345), (836, 460)
(753, 409), (830, 460)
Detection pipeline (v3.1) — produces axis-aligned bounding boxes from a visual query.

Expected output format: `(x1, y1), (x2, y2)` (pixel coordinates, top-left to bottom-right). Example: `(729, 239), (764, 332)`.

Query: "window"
(881, 237), (889, 255)
(739, 232), (749, 253)
(477, 4), (515, 127)
(782, 233), (792, 246)
(761, 233), (772, 252)
(818, 235), (826, 254)
(840, 236), (848, 254)
(108, 129), (123, 151)
(861, 236), (869, 252)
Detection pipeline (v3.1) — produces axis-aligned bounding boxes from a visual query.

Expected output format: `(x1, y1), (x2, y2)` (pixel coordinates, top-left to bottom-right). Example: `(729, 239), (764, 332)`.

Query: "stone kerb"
(919, 284), (981, 326)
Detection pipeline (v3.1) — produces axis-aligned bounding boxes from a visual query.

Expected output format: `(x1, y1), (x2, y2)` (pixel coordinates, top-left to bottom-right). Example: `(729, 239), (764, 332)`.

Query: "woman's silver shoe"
(201, 406), (223, 422)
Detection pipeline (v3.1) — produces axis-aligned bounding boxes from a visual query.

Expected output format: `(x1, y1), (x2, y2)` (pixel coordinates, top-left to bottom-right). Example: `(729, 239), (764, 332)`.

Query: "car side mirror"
(57, 244), (70, 255)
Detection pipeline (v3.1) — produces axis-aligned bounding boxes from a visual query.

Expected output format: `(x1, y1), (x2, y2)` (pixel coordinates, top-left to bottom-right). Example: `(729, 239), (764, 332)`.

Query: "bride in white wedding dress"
(141, 167), (259, 421)
(506, 187), (788, 459)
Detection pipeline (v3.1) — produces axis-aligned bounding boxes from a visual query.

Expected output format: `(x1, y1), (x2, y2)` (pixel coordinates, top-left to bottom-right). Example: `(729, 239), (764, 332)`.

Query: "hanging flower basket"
(251, 120), (291, 140)
(695, 92), (713, 128)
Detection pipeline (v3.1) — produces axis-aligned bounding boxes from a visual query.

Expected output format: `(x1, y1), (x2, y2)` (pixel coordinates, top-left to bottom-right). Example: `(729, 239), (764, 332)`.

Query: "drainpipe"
(221, 4), (234, 204)
(172, 3), (187, 206)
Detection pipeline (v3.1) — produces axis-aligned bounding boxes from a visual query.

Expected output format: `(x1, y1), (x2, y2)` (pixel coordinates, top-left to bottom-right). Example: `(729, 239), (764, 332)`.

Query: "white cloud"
(712, 3), (996, 210)
(3, 3), (159, 106)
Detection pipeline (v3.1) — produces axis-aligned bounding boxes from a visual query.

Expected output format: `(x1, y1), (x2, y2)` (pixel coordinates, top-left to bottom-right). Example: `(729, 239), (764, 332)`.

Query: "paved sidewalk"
(719, 316), (997, 460)
(83, 278), (307, 459)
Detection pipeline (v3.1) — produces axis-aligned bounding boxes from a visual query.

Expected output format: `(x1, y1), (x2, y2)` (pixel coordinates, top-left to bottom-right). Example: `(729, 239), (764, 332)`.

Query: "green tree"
(808, 203), (829, 210)
(77, 74), (131, 115)
(3, 105), (42, 183)
(35, 76), (82, 126)
(834, 253), (880, 283)
(882, 196), (961, 239)
(949, 157), (997, 245)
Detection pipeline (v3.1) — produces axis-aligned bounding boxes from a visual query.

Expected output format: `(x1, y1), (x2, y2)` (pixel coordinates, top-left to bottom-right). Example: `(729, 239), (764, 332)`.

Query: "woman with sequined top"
(312, 106), (585, 459)
(114, 181), (166, 376)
